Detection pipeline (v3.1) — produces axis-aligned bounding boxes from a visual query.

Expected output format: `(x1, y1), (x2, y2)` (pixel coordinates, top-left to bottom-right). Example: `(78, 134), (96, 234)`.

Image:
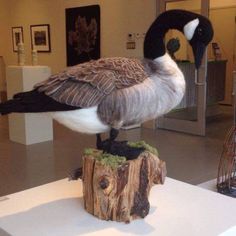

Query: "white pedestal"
(1, 178), (236, 236)
(6, 66), (53, 145)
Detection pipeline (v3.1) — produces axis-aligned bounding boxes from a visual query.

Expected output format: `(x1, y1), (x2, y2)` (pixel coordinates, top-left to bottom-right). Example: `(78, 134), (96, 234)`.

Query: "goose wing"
(35, 57), (148, 108)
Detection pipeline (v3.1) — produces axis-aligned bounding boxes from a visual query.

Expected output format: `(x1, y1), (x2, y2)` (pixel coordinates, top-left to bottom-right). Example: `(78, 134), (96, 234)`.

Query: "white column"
(6, 66), (53, 145)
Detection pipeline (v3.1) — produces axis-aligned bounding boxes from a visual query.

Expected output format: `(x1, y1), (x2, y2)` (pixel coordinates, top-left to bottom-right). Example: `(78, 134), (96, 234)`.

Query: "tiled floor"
(0, 106), (233, 197)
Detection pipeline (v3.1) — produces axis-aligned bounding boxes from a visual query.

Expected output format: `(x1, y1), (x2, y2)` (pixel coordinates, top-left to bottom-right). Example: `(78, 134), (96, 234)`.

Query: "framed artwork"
(12, 27), (24, 52)
(66, 5), (100, 66)
(30, 24), (51, 52)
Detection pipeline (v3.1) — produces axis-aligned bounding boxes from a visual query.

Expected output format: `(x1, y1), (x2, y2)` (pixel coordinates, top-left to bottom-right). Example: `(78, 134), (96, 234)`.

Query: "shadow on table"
(0, 197), (157, 236)
(0, 227), (12, 236)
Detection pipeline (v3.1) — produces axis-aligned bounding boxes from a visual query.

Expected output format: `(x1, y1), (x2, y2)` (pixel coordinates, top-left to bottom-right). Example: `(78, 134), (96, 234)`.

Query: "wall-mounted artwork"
(66, 5), (100, 66)
(30, 24), (51, 52)
(12, 27), (24, 52)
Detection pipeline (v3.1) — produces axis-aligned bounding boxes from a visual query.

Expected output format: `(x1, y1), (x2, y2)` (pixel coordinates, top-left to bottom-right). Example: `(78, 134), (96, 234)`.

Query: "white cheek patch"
(183, 18), (199, 40)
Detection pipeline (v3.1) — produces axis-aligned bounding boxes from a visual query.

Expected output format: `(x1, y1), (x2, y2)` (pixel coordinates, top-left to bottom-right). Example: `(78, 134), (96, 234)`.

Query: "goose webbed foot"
(96, 128), (145, 160)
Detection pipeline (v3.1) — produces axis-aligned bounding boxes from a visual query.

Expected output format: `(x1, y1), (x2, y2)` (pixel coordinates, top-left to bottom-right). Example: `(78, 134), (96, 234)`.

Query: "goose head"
(183, 14), (214, 69)
(144, 10), (214, 69)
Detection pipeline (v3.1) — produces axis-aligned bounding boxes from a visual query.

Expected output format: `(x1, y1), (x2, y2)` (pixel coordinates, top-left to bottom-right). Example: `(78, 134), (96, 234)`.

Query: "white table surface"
(0, 177), (236, 236)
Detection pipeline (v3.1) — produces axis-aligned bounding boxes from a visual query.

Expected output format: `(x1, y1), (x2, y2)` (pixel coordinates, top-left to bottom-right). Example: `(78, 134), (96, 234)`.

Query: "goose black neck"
(144, 10), (197, 60)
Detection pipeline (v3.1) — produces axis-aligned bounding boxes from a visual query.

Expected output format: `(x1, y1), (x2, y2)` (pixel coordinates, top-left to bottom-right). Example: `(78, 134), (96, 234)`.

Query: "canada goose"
(0, 10), (213, 159)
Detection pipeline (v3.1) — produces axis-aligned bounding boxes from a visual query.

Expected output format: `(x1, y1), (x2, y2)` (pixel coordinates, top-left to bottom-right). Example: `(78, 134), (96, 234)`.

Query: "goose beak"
(191, 41), (206, 69)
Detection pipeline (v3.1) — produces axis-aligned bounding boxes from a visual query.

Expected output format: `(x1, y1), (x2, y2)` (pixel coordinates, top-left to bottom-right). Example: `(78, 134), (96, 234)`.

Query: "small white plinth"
(6, 66), (53, 145)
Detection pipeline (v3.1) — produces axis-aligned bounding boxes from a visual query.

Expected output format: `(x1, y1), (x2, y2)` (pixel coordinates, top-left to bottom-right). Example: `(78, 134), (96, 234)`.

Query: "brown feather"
(35, 57), (149, 108)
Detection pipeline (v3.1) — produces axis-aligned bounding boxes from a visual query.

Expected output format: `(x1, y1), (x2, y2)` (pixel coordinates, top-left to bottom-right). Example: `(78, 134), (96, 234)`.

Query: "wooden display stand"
(82, 149), (166, 223)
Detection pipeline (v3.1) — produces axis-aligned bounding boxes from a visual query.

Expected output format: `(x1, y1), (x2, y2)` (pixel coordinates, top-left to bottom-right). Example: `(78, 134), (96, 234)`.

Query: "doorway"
(156, 0), (209, 136)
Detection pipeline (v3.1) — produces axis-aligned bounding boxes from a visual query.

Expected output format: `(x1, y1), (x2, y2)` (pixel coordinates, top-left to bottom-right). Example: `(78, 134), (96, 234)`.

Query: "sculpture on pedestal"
(0, 10), (214, 221)
(17, 42), (25, 66)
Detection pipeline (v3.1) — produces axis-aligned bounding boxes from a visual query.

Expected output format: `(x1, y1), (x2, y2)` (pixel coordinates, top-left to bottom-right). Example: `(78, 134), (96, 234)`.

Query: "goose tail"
(0, 90), (78, 115)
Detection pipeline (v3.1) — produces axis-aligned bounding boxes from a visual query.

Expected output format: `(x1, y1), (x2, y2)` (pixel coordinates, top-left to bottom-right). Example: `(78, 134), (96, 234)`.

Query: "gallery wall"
(210, 7), (236, 104)
(1, 0), (235, 104)
(0, 0), (156, 80)
(0, 0), (10, 91)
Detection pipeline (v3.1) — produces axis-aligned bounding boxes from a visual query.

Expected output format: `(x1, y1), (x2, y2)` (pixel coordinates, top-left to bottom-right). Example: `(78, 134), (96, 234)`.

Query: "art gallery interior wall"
(0, 0), (235, 100)
(0, 0), (156, 93)
(0, 0), (10, 92)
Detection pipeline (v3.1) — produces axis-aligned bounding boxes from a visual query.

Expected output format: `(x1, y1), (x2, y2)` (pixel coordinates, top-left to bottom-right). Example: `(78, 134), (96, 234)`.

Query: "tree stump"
(82, 148), (166, 223)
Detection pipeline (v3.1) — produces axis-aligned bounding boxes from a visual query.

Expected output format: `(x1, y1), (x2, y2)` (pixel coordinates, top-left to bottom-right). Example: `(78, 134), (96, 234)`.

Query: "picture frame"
(12, 27), (24, 52)
(66, 5), (100, 66)
(30, 24), (51, 52)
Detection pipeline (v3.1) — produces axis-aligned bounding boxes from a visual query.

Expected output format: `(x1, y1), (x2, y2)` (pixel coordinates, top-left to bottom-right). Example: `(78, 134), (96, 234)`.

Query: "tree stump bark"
(82, 149), (166, 223)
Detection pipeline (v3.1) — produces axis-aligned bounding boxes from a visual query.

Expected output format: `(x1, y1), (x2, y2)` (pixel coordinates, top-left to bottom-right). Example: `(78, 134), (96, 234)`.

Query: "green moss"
(84, 148), (94, 155)
(97, 153), (126, 169)
(128, 140), (158, 156)
(83, 141), (157, 169)
(83, 148), (126, 169)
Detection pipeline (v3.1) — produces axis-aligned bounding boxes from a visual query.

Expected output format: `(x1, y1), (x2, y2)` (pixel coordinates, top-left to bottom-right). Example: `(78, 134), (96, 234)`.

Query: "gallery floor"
(0, 105), (233, 197)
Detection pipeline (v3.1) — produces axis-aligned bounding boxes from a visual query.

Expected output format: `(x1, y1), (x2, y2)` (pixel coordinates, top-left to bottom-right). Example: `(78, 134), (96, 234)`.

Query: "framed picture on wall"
(30, 24), (51, 52)
(12, 27), (24, 52)
(65, 5), (100, 66)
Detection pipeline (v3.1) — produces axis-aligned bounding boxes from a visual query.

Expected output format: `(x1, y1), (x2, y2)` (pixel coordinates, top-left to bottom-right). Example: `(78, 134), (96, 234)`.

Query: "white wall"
(1, 0), (156, 75)
(0, 0), (10, 90)
(210, 0), (236, 9)
(209, 7), (236, 104)
(167, 0), (236, 10)
(1, 0), (235, 103)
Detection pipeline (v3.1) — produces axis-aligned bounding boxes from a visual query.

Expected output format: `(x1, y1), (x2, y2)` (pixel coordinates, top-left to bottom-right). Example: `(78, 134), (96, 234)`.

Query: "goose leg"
(109, 128), (119, 141)
(96, 128), (119, 152)
(107, 128), (119, 153)
(96, 128), (145, 160)
(96, 133), (102, 150)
